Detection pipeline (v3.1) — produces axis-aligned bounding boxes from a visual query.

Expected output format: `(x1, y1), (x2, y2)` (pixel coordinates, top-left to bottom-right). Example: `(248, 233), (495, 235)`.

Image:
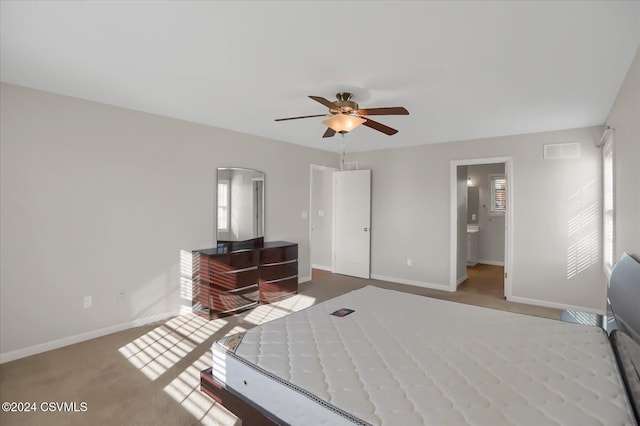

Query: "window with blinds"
(490, 175), (507, 215)
(217, 180), (230, 231)
(603, 137), (615, 279)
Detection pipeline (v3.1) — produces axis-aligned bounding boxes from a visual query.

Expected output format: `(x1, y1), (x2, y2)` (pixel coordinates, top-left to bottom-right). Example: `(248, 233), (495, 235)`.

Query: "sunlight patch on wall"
(131, 265), (179, 319)
(179, 250), (193, 315)
(567, 181), (598, 236)
(567, 231), (599, 279)
(118, 314), (226, 380)
(566, 181), (599, 279)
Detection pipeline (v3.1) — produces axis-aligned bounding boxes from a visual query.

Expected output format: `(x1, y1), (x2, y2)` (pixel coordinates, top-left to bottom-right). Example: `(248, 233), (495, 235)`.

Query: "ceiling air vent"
(543, 142), (581, 160)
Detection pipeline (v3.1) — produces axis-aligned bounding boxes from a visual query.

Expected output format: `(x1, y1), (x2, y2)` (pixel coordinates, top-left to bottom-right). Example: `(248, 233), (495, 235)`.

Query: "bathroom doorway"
(449, 157), (513, 300)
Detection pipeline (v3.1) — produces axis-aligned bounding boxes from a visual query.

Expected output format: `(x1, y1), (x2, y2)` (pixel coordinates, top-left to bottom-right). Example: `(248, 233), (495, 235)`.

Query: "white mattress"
(211, 286), (637, 425)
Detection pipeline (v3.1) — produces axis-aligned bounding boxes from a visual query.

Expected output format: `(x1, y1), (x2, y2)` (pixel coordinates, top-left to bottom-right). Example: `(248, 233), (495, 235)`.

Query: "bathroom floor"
(460, 263), (505, 299)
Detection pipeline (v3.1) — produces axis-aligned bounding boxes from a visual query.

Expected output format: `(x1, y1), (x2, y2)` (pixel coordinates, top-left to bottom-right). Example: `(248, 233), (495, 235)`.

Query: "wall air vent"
(543, 142), (581, 160)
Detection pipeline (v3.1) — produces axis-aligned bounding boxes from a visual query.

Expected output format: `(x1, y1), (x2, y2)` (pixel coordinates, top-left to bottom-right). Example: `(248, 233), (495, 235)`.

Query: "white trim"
(311, 264), (333, 271)
(475, 260), (505, 266)
(457, 274), (468, 286)
(0, 310), (179, 364)
(371, 274), (452, 292)
(298, 275), (312, 283)
(508, 296), (605, 316)
(450, 157), (513, 298)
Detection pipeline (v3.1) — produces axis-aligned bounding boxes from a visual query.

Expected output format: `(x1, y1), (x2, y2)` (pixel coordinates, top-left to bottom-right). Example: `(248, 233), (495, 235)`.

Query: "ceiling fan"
(275, 92), (409, 138)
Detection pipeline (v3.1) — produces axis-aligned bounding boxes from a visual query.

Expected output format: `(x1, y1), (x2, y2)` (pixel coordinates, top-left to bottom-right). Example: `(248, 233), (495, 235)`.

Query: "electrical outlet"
(83, 296), (92, 309)
(117, 290), (125, 301)
(407, 258), (413, 266)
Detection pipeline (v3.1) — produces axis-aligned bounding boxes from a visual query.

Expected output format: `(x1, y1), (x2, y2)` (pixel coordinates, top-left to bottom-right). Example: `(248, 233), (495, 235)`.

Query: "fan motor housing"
(332, 92), (359, 114)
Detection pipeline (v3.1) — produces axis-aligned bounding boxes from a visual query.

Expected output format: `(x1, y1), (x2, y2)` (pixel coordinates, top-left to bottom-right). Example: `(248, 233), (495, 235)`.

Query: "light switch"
(318, 210), (324, 217)
(302, 211), (308, 219)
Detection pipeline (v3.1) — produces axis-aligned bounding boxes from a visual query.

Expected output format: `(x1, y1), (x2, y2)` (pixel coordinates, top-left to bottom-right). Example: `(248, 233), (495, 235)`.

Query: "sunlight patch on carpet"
(163, 351), (239, 425)
(118, 313), (226, 380)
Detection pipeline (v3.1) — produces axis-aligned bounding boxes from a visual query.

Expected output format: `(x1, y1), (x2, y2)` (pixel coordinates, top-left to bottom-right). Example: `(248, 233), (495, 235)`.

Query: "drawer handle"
(261, 259), (297, 267)
(262, 275), (297, 284)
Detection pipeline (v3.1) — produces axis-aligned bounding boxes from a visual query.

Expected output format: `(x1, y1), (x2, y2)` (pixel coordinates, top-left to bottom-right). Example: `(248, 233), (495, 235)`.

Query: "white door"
(334, 169), (371, 278)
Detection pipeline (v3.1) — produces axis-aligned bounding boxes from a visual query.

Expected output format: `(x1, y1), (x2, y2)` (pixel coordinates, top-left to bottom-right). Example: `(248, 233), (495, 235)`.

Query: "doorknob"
(363, 227), (368, 232)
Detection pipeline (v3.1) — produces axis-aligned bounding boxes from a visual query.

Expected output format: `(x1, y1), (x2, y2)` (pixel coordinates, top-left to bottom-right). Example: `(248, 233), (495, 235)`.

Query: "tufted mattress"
(211, 286), (637, 425)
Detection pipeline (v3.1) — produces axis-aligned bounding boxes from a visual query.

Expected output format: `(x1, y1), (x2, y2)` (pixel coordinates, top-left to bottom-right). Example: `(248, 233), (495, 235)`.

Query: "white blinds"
(491, 175), (507, 213)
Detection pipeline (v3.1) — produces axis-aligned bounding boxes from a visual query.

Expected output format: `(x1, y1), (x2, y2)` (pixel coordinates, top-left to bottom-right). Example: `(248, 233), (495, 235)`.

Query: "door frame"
(308, 164), (338, 279)
(449, 157), (513, 299)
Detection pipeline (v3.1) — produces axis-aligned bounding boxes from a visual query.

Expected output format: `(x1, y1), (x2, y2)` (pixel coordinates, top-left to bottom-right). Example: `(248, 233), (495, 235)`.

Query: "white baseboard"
(371, 274), (451, 292)
(508, 296), (604, 315)
(298, 275), (312, 284)
(311, 264), (332, 272)
(0, 310), (179, 364)
(475, 260), (505, 266)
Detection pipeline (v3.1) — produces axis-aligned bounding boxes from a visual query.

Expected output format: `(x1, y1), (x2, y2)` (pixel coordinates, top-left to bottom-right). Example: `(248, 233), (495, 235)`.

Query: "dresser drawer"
(210, 285), (259, 315)
(210, 268), (258, 291)
(260, 245), (297, 264)
(259, 276), (298, 304)
(259, 261), (298, 282)
(208, 250), (259, 273)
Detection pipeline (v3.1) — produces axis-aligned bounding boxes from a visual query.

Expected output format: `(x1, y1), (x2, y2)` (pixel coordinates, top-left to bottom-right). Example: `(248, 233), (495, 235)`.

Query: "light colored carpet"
(0, 272), (561, 425)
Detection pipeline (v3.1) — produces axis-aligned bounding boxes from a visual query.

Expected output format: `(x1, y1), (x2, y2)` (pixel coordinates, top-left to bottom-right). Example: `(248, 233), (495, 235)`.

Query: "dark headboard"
(608, 253), (640, 343)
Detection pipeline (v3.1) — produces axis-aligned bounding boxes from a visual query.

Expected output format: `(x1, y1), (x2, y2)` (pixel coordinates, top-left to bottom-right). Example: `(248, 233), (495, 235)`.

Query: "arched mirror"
(217, 168), (264, 241)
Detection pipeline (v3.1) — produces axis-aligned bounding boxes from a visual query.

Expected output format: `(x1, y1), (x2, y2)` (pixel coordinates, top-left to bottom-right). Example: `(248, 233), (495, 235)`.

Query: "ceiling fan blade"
(309, 96), (339, 110)
(323, 128), (336, 138)
(356, 107), (409, 116)
(275, 114), (328, 121)
(362, 118), (398, 135)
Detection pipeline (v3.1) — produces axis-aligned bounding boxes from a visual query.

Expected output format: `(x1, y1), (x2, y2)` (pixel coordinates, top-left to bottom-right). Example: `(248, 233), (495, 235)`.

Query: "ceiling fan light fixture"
(322, 114), (366, 133)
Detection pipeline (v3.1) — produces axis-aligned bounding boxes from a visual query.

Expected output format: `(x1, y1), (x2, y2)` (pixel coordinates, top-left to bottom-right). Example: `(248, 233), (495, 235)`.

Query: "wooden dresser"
(193, 238), (298, 319)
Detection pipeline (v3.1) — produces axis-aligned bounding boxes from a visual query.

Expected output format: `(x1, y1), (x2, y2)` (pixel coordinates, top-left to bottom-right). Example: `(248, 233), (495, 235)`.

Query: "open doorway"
(309, 164), (337, 280)
(449, 157), (513, 300)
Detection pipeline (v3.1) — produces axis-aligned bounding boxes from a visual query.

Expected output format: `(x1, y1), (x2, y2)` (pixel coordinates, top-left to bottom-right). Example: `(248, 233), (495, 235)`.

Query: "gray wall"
(468, 163), (506, 264)
(1, 49), (637, 361)
(606, 48), (640, 261)
(346, 127), (606, 312)
(0, 83), (339, 360)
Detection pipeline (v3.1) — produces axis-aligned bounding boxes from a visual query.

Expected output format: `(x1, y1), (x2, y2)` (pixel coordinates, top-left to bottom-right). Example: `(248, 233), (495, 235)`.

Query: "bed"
(201, 254), (640, 425)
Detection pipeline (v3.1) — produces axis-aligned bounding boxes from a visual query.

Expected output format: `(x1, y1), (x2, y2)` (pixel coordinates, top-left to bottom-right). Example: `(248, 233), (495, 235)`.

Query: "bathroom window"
(490, 174), (506, 215)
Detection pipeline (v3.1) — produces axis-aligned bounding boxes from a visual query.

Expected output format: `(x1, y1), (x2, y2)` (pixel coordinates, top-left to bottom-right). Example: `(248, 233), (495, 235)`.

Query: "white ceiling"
(1, 1), (638, 153)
